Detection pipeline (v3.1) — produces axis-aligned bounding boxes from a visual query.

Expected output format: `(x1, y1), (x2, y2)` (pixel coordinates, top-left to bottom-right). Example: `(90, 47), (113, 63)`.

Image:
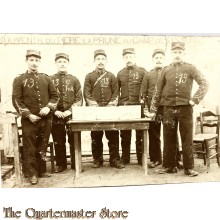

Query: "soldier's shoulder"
(117, 68), (126, 75)
(14, 73), (27, 80)
(39, 73), (50, 78)
(183, 62), (195, 68)
(87, 71), (95, 75)
(14, 73), (25, 78)
(137, 66), (147, 72)
(85, 71), (95, 78)
(163, 65), (170, 71)
(69, 74), (80, 80)
(49, 73), (57, 78)
(148, 68), (155, 73)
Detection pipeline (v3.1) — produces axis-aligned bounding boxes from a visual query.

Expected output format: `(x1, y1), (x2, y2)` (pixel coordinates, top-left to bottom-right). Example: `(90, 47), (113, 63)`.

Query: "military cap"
(55, 53), (69, 61)
(152, 49), (165, 58)
(94, 49), (107, 59)
(171, 42), (185, 50)
(122, 48), (135, 56)
(26, 50), (41, 58)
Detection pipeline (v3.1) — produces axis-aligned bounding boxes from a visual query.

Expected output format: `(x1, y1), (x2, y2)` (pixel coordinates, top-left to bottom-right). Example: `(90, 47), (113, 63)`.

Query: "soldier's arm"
(12, 77), (31, 118)
(150, 71), (165, 114)
(72, 78), (83, 107)
(140, 72), (149, 105)
(191, 66), (209, 105)
(83, 74), (98, 106)
(47, 78), (59, 111)
(108, 74), (118, 106)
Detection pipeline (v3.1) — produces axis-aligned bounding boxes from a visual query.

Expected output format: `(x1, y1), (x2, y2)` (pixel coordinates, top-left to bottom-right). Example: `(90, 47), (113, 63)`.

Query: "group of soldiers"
(12, 41), (209, 185)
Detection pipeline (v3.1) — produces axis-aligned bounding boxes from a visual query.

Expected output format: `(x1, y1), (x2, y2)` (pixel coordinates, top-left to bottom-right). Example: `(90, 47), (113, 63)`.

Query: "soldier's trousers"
(91, 130), (120, 164)
(163, 106), (194, 169)
(21, 116), (52, 177)
(149, 106), (182, 164)
(52, 116), (75, 169)
(120, 130), (143, 163)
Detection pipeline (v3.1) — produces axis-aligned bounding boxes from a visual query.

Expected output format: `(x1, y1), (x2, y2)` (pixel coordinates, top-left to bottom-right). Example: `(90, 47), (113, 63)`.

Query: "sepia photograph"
(1, 34), (220, 188)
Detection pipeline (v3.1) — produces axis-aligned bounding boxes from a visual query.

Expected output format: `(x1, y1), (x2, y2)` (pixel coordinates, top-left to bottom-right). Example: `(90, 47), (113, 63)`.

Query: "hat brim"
(26, 54), (41, 59)
(55, 56), (69, 61)
(94, 53), (107, 58)
(122, 52), (135, 56)
(171, 47), (185, 50)
(152, 52), (165, 58)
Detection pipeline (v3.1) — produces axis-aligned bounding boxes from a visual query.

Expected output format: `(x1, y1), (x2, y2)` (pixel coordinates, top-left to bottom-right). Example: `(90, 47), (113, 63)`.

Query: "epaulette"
(183, 62), (194, 66)
(138, 66), (147, 71)
(117, 67), (126, 75)
(15, 73), (25, 78)
(163, 65), (169, 70)
(41, 73), (49, 77)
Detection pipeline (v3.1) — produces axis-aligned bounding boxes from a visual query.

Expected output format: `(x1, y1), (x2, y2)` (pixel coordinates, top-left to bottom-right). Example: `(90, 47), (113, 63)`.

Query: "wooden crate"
(118, 105), (141, 120)
(72, 106), (141, 121)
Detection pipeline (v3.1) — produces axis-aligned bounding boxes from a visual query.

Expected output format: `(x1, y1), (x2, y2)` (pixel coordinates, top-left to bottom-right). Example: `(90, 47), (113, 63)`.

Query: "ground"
(2, 155), (220, 188)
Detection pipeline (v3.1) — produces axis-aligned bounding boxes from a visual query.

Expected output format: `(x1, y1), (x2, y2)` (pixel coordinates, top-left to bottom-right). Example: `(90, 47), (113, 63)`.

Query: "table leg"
(78, 132), (82, 173)
(74, 132), (80, 179)
(143, 129), (148, 176)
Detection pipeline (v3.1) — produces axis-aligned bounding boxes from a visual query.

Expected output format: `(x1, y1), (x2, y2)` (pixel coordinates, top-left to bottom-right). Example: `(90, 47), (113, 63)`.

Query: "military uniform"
(151, 42), (209, 172)
(140, 66), (163, 165)
(12, 50), (59, 179)
(117, 48), (146, 164)
(50, 53), (83, 171)
(83, 49), (123, 168)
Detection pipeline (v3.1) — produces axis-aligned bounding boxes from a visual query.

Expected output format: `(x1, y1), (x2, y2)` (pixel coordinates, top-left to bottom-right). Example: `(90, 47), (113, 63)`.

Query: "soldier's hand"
(143, 108), (150, 117)
(39, 107), (50, 116)
(28, 114), (41, 124)
(54, 110), (64, 118)
(89, 101), (98, 107)
(145, 111), (156, 120)
(63, 110), (72, 118)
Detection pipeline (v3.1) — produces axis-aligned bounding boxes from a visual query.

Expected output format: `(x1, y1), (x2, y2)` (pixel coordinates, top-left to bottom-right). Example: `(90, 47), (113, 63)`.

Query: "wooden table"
(68, 118), (151, 179)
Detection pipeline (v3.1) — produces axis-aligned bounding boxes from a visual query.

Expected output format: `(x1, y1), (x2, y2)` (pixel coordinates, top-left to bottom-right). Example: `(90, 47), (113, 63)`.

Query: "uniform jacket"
(117, 65), (147, 105)
(50, 72), (83, 111)
(150, 62), (209, 113)
(83, 69), (118, 106)
(12, 71), (59, 118)
(140, 67), (162, 108)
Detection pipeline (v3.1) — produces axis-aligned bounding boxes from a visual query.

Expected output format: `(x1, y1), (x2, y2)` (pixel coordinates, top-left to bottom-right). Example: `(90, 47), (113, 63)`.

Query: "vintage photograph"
(1, 34), (220, 188)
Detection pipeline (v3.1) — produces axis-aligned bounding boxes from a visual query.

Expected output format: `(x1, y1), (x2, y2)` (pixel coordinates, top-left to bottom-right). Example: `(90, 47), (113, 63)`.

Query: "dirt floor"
(2, 154), (220, 188)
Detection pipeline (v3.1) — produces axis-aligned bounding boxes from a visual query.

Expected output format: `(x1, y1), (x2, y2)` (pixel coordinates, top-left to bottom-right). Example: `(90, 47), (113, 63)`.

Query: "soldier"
(83, 49), (124, 169)
(50, 53), (83, 173)
(140, 49), (183, 169)
(117, 48), (146, 165)
(150, 42), (209, 176)
(12, 50), (59, 185)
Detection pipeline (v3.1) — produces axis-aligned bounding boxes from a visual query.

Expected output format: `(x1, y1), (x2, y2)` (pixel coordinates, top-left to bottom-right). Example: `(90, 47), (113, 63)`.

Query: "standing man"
(117, 48), (146, 165)
(12, 50), (59, 185)
(140, 49), (183, 169)
(150, 42), (208, 176)
(50, 53), (83, 173)
(83, 49), (124, 169)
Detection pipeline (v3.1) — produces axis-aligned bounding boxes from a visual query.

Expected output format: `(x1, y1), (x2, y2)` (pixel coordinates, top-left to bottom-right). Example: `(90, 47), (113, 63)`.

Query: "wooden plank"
(0, 115), (17, 124)
(68, 121), (149, 132)
(11, 123), (21, 185)
(2, 123), (14, 157)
